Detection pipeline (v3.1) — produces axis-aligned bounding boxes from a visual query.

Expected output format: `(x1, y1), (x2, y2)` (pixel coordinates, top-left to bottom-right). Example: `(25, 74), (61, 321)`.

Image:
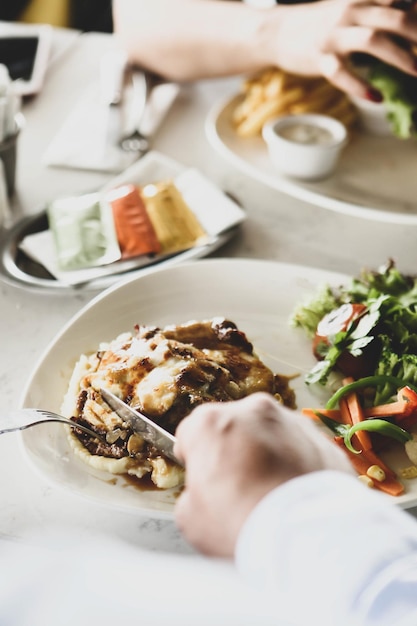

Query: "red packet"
(106, 184), (161, 258)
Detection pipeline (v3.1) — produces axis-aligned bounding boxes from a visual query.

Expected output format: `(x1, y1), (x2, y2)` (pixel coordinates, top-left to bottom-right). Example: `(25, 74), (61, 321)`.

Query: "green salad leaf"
(290, 261), (417, 401)
(290, 284), (341, 338)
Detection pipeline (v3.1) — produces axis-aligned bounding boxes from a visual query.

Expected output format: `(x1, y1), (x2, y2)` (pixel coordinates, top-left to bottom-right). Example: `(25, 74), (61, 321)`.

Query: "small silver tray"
(0, 208), (239, 293)
(0, 151), (244, 293)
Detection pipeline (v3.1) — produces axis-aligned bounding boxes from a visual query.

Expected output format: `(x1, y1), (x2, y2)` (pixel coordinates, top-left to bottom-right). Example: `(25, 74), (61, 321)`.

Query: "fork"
(0, 409), (101, 439)
(119, 69), (150, 154)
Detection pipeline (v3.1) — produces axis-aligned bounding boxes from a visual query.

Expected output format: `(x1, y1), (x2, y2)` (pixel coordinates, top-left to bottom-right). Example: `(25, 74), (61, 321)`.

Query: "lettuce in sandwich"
(352, 47), (417, 139)
(365, 60), (417, 139)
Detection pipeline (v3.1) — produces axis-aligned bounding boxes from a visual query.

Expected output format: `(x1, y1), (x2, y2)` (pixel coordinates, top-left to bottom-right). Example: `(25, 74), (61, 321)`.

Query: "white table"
(1, 28), (417, 550)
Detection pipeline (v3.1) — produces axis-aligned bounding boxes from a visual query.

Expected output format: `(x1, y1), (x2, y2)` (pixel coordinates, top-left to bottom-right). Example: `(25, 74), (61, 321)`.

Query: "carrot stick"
(334, 436), (404, 497)
(338, 396), (368, 453)
(301, 408), (342, 422)
(364, 402), (409, 417)
(339, 397), (353, 425)
(344, 390), (372, 451)
(364, 387), (417, 419)
(396, 414), (417, 431)
(340, 376), (372, 451)
(334, 437), (395, 477)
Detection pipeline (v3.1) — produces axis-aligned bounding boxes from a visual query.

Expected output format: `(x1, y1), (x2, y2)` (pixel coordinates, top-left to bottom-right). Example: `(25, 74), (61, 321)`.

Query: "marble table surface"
(1, 28), (417, 552)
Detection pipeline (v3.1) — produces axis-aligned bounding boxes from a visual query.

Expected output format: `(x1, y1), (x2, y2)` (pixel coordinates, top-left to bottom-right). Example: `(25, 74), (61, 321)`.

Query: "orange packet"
(106, 184), (161, 258)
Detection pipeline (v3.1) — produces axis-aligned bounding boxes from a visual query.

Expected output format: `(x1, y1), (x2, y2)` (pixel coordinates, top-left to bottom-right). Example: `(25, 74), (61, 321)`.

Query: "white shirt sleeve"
(236, 470), (417, 626)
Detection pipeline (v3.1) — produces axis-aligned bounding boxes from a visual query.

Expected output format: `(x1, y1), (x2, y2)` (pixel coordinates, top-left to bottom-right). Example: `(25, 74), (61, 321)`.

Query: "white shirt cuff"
(235, 470), (417, 626)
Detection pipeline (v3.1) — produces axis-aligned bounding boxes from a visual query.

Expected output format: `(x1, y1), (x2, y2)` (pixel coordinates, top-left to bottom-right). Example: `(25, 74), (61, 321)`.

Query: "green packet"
(47, 192), (121, 271)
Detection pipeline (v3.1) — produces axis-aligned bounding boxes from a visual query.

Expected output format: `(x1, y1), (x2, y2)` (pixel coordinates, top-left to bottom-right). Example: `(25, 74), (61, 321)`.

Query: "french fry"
(290, 93), (338, 115)
(325, 97), (357, 122)
(303, 82), (340, 106)
(232, 90), (264, 125)
(279, 70), (302, 89)
(264, 72), (285, 99)
(232, 67), (358, 137)
(236, 86), (305, 137)
(337, 108), (358, 129)
(236, 99), (285, 137)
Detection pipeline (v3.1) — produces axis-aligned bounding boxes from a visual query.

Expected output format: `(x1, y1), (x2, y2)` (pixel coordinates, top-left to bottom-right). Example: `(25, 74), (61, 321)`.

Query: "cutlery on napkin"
(43, 51), (180, 173)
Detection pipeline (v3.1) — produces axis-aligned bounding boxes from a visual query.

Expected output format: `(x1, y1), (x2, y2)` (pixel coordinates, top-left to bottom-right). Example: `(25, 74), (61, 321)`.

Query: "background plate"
(206, 94), (417, 225)
(18, 258), (417, 515)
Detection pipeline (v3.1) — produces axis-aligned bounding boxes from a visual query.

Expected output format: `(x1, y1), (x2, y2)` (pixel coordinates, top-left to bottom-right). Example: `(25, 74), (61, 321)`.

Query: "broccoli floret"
(374, 338), (417, 404)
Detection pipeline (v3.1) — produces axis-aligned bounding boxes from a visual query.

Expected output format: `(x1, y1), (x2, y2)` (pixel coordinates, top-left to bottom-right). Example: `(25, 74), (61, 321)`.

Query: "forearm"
(112, 0), (277, 81)
(115, 0), (417, 99)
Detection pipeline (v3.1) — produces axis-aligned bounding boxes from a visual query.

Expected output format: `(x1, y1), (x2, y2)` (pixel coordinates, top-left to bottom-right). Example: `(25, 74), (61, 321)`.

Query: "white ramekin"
(262, 113), (349, 181)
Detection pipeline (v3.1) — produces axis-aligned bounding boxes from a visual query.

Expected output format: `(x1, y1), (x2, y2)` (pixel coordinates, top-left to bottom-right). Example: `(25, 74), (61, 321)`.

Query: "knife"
(100, 388), (183, 466)
(120, 71), (180, 154)
(99, 50), (128, 147)
(119, 70), (149, 153)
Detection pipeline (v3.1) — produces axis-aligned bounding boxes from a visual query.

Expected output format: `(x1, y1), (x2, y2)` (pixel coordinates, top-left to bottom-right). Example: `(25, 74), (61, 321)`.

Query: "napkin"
(43, 80), (180, 174)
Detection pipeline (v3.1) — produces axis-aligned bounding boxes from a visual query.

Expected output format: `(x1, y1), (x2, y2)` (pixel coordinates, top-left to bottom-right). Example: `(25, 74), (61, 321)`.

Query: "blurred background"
(0, 0), (113, 33)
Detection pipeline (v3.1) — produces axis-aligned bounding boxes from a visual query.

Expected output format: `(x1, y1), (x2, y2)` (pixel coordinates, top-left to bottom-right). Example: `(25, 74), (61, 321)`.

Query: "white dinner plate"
(19, 258), (417, 515)
(206, 94), (417, 225)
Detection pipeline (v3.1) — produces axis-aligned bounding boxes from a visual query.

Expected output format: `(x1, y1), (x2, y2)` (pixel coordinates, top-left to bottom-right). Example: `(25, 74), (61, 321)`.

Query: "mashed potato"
(61, 318), (296, 489)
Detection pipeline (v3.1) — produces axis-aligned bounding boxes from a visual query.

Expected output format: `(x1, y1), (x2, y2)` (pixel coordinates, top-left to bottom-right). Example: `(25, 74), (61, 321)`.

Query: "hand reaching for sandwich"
(114, 0), (417, 102)
(174, 392), (352, 558)
(268, 0), (417, 100)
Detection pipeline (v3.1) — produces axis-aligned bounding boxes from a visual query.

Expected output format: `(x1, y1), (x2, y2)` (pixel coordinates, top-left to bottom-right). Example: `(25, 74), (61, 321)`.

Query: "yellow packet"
(141, 181), (207, 254)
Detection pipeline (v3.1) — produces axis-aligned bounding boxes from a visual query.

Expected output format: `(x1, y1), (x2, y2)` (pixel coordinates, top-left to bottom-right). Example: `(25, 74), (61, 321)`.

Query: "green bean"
(344, 419), (412, 454)
(314, 411), (347, 437)
(314, 409), (412, 455)
(325, 375), (417, 410)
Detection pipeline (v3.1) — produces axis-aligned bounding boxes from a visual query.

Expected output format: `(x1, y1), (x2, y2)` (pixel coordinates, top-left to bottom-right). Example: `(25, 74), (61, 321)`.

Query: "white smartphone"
(0, 23), (52, 96)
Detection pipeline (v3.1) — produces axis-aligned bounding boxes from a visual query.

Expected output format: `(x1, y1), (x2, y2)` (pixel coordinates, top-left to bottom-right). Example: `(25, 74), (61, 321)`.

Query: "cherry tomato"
(313, 303), (375, 378)
(316, 303), (367, 338)
(313, 303), (366, 354)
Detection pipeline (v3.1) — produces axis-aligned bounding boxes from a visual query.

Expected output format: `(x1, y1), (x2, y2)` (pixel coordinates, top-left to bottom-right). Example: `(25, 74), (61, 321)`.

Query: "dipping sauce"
(277, 123), (334, 145)
(263, 113), (348, 180)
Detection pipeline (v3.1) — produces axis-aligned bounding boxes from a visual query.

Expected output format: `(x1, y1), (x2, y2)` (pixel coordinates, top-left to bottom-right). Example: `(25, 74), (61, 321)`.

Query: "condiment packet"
(173, 169), (245, 235)
(105, 183), (161, 258)
(18, 229), (160, 286)
(18, 158), (247, 286)
(142, 180), (207, 254)
(47, 192), (121, 270)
